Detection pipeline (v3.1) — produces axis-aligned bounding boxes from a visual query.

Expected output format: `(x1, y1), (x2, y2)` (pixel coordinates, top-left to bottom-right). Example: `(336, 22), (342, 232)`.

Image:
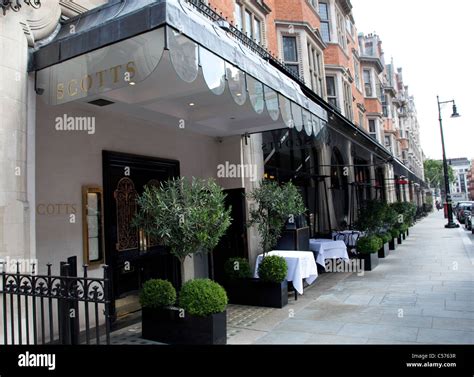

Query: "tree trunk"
(209, 251), (215, 280)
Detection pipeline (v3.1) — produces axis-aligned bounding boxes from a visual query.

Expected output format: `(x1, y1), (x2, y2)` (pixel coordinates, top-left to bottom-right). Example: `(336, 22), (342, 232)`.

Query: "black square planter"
(142, 307), (227, 345)
(224, 278), (288, 308)
(378, 242), (390, 258)
(402, 232), (406, 240)
(397, 235), (402, 245)
(358, 252), (378, 271)
(406, 228), (409, 237)
(389, 238), (396, 250)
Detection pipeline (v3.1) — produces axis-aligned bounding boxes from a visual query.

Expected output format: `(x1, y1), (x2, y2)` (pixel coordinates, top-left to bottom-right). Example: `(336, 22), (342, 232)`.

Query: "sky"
(351, 0), (473, 162)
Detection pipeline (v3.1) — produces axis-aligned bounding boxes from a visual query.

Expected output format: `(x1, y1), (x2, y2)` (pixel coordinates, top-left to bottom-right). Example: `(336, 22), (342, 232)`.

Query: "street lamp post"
(437, 95), (460, 228)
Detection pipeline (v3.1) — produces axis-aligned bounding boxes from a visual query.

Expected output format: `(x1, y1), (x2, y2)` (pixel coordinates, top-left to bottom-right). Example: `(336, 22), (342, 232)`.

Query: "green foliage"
(134, 177), (232, 283)
(400, 223), (409, 233)
(424, 159), (455, 188)
(391, 202), (416, 227)
(178, 279), (228, 317)
(384, 205), (399, 229)
(247, 180), (306, 255)
(139, 279), (176, 309)
(357, 235), (383, 254)
(356, 200), (387, 234)
(224, 257), (252, 280)
(378, 232), (392, 244)
(258, 255), (287, 283)
(390, 228), (400, 239)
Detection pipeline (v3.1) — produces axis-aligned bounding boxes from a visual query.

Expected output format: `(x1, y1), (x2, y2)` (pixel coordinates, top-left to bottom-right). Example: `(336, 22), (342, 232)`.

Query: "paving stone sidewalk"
(110, 211), (474, 345)
(246, 211), (474, 344)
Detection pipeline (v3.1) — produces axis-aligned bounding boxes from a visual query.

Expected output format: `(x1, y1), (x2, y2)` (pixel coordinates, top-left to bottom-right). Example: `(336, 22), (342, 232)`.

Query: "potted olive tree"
(134, 177), (232, 286)
(223, 180), (304, 308)
(140, 278), (228, 344)
(356, 199), (387, 262)
(356, 235), (383, 271)
(135, 177), (231, 344)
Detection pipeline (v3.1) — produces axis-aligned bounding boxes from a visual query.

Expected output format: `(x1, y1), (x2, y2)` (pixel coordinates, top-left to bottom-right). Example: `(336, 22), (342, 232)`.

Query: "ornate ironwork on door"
(114, 177), (138, 251)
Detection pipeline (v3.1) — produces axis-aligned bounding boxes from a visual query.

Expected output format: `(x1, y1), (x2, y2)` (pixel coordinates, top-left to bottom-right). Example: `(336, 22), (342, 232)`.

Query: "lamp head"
(451, 103), (460, 118)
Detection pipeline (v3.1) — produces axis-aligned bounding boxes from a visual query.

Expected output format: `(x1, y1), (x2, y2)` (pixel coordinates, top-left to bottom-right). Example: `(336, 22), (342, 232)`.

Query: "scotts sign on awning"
(35, 0), (328, 138)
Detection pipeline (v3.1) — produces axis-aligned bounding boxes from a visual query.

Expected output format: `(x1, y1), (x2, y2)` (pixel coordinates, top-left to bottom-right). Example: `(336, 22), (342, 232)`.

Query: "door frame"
(102, 150), (180, 320)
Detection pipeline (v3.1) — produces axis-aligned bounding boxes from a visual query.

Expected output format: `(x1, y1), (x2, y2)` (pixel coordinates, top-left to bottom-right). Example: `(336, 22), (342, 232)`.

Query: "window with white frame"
(384, 135), (391, 148)
(343, 81), (353, 120)
(368, 119), (377, 140)
(282, 35), (300, 76)
(234, 2), (264, 45)
(326, 76), (338, 108)
(363, 69), (373, 97)
(336, 9), (347, 50)
(319, 2), (331, 43)
(353, 58), (361, 90)
(358, 110), (364, 128)
(307, 43), (324, 96)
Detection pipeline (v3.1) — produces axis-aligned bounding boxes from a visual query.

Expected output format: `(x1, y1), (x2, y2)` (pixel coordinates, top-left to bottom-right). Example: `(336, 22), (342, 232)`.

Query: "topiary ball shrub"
(224, 257), (252, 280)
(357, 235), (383, 254)
(179, 279), (228, 317)
(378, 232), (392, 244)
(390, 228), (400, 239)
(139, 279), (176, 309)
(258, 255), (287, 283)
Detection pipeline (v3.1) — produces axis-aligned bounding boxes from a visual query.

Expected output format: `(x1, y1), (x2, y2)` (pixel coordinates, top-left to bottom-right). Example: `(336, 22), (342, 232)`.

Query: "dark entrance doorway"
(102, 151), (181, 321)
(211, 188), (248, 285)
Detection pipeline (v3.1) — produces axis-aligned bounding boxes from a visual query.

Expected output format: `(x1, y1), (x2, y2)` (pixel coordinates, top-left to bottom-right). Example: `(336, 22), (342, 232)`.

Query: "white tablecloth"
(254, 250), (318, 294)
(309, 239), (349, 267)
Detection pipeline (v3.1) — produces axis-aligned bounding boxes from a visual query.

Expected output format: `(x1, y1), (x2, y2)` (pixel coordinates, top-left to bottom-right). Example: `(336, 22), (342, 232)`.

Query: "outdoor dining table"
(309, 238), (350, 268)
(254, 250), (318, 296)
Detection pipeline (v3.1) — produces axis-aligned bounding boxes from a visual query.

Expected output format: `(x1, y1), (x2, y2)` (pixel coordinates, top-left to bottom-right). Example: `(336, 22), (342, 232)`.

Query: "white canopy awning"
(36, 0), (328, 137)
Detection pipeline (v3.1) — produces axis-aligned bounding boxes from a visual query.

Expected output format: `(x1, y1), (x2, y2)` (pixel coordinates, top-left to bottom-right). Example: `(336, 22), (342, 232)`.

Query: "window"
(326, 76), (338, 108)
(254, 18), (261, 44)
(283, 36), (299, 76)
(368, 119), (377, 140)
(308, 44), (324, 96)
(358, 111), (364, 128)
(343, 81), (352, 120)
(363, 69), (373, 97)
(353, 59), (361, 90)
(382, 92), (388, 117)
(234, 2), (264, 44)
(336, 10), (346, 50)
(384, 135), (391, 148)
(245, 10), (252, 37)
(365, 41), (374, 56)
(234, 3), (243, 29)
(319, 2), (330, 43)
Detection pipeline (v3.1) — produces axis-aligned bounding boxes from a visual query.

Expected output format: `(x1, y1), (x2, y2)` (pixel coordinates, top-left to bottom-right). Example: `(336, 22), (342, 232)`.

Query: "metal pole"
(437, 96), (458, 228)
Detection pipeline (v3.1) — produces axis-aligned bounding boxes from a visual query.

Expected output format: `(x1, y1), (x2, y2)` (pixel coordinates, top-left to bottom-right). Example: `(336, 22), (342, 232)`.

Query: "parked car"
(456, 202), (473, 224)
(466, 212), (473, 231)
(454, 201), (472, 217)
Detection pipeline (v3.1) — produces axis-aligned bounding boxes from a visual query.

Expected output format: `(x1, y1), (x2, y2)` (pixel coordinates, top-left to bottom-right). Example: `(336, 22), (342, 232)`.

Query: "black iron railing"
(0, 259), (111, 345)
(185, 0), (305, 84)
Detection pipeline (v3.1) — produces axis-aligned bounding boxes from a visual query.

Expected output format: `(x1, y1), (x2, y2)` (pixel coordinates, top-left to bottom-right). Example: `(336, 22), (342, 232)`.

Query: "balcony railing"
(186, 0), (305, 84)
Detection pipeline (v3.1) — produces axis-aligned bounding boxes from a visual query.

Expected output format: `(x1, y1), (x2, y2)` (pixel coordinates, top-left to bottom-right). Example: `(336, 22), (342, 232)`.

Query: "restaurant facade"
(0, 0), (427, 326)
